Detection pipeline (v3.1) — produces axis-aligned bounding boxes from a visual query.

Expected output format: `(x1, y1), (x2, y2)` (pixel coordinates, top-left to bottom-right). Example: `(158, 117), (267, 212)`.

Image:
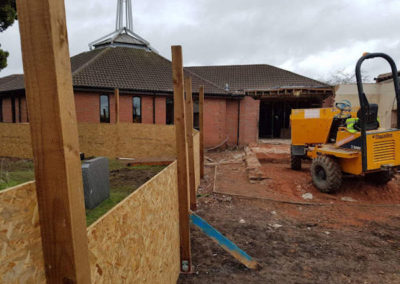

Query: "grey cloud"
(1, 0), (399, 82)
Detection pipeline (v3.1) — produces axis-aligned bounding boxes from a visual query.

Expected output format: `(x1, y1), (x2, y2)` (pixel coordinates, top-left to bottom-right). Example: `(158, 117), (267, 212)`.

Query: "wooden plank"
(190, 213), (260, 270)
(87, 162), (181, 283)
(199, 86), (205, 178)
(171, 45), (192, 272)
(115, 88), (120, 123)
(185, 77), (196, 211)
(15, 0), (91, 282)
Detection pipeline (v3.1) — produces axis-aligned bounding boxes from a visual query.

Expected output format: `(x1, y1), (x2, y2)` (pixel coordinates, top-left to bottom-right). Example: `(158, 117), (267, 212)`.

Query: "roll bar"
(355, 53), (400, 171)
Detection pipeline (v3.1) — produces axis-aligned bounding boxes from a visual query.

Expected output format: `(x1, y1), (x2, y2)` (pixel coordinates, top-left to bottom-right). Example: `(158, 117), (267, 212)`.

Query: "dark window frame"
(11, 97), (16, 123)
(193, 96), (199, 130)
(99, 94), (110, 123)
(166, 97), (174, 125)
(132, 96), (142, 123)
(18, 96), (22, 123)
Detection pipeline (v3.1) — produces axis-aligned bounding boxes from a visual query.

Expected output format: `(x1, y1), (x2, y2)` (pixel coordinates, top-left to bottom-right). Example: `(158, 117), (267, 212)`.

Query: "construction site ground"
(179, 142), (400, 284)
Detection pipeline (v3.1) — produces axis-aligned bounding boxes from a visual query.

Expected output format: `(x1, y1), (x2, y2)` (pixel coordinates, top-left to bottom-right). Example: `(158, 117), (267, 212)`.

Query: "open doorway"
(258, 99), (321, 139)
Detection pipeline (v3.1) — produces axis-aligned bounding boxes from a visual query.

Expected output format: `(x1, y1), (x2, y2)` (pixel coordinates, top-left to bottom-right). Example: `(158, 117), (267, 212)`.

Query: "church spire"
(88, 0), (156, 52)
(116, 0), (133, 31)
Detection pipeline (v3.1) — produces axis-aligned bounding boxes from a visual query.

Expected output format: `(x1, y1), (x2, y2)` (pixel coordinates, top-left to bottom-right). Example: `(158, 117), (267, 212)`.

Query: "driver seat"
(356, 103), (379, 131)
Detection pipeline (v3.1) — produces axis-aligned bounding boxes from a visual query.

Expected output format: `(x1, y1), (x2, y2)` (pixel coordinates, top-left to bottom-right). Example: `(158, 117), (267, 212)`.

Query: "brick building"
(0, 17), (333, 147)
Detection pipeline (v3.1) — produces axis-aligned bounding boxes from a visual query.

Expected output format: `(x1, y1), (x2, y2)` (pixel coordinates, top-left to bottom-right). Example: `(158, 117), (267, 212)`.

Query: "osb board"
(0, 123), (33, 159)
(87, 161), (180, 283)
(0, 122), (176, 159)
(78, 123), (177, 159)
(0, 182), (46, 283)
(193, 131), (200, 189)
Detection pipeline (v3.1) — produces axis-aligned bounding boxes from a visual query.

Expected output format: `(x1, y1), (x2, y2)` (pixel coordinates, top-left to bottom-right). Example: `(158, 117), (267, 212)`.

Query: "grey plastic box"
(81, 157), (110, 209)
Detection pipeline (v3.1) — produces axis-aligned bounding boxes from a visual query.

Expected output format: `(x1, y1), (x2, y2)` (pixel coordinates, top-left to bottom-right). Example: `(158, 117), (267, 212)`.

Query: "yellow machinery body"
(291, 107), (400, 175)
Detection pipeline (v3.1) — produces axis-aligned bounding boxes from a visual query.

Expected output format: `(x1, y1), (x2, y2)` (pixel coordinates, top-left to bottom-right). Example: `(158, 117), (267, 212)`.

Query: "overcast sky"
(1, 0), (399, 82)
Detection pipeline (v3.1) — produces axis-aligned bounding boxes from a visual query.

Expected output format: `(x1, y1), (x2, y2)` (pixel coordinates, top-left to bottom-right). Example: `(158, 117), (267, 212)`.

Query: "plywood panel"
(0, 163), (181, 283)
(193, 130), (200, 189)
(0, 123), (176, 160)
(0, 182), (46, 283)
(0, 123), (33, 159)
(87, 161), (180, 283)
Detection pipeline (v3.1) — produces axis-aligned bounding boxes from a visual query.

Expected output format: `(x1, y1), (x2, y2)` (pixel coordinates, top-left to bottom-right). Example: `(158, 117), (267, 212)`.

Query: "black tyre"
(311, 155), (342, 193)
(291, 155), (302, 170)
(365, 171), (393, 185)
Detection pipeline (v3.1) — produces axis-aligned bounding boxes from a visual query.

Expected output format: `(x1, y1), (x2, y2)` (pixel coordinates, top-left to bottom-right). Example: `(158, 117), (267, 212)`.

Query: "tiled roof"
(376, 70), (400, 83)
(0, 47), (232, 96)
(0, 74), (25, 93)
(186, 64), (331, 92)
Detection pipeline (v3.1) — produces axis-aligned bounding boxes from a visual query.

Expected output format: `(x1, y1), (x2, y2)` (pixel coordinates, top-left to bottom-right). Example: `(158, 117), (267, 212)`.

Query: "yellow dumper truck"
(290, 53), (400, 193)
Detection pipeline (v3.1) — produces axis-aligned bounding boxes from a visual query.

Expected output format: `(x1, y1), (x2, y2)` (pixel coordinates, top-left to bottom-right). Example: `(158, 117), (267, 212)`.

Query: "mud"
(178, 146), (400, 284)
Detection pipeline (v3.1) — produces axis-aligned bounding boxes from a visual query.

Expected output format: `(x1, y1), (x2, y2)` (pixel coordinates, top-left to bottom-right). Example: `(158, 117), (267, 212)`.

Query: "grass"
(0, 159), (35, 190)
(85, 191), (127, 226)
(0, 157), (166, 226)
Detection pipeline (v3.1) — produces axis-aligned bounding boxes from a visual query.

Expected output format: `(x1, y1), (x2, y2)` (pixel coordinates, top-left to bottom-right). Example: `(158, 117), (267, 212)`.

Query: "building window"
(166, 97), (174, 125)
(11, 97), (16, 123)
(133, 96), (141, 123)
(100, 95), (110, 123)
(193, 97), (199, 130)
(18, 97), (22, 123)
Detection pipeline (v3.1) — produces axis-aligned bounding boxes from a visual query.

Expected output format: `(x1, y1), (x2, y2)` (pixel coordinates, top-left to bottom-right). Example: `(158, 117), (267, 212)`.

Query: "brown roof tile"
(186, 64), (331, 92)
(0, 47), (232, 97)
(0, 74), (25, 93)
(376, 70), (400, 82)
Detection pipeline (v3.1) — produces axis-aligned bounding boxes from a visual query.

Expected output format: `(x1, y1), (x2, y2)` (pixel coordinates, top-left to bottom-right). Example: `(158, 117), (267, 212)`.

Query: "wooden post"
(185, 77), (196, 211)
(115, 88), (120, 123)
(16, 0), (91, 283)
(171, 46), (191, 272)
(199, 86), (205, 178)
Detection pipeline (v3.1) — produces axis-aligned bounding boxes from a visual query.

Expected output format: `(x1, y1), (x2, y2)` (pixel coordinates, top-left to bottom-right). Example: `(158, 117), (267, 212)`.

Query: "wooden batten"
(171, 45), (192, 272)
(199, 86), (205, 178)
(15, 0), (91, 282)
(185, 77), (196, 211)
(115, 88), (120, 123)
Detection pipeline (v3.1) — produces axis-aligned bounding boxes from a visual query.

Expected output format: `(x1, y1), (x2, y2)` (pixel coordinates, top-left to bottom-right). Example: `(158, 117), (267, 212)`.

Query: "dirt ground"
(178, 144), (400, 284)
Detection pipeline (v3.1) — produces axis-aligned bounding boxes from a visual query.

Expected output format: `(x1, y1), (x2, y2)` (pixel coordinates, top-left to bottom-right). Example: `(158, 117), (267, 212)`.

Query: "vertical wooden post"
(185, 77), (196, 211)
(171, 46), (191, 272)
(199, 86), (205, 178)
(115, 88), (120, 123)
(16, 0), (91, 283)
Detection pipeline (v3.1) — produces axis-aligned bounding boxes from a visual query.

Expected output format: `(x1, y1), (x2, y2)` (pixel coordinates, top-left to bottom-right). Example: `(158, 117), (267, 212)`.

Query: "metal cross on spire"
(89, 0), (156, 52)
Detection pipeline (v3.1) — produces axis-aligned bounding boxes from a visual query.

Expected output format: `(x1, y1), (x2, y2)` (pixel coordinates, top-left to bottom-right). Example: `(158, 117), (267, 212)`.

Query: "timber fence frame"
(1, 0), (204, 282)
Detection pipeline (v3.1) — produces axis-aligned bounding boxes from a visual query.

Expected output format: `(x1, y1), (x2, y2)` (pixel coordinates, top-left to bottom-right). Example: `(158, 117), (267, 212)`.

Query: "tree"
(324, 68), (371, 86)
(0, 0), (17, 71)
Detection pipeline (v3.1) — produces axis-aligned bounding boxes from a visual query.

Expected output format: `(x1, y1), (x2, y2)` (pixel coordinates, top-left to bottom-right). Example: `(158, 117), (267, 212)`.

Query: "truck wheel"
(311, 155), (342, 193)
(291, 155), (302, 170)
(365, 171), (394, 185)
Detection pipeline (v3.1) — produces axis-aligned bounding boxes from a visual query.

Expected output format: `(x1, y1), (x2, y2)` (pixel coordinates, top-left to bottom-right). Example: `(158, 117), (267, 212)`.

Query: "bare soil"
(178, 146), (400, 284)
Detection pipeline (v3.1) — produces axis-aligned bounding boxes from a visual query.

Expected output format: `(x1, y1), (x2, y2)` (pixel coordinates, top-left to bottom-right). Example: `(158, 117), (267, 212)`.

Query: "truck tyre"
(311, 155), (342, 193)
(365, 171), (394, 185)
(291, 155), (302, 170)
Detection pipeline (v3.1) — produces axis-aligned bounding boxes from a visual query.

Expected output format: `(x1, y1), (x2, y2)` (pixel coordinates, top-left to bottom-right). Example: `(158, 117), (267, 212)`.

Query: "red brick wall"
(239, 96), (260, 145)
(119, 94), (133, 122)
(20, 97), (28, 122)
(75, 92), (100, 123)
(2, 97), (12, 122)
(203, 98), (227, 147)
(1, 91), (260, 147)
(322, 94), (335, 107)
(141, 96), (153, 124)
(155, 97), (166, 124)
(226, 100), (239, 145)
